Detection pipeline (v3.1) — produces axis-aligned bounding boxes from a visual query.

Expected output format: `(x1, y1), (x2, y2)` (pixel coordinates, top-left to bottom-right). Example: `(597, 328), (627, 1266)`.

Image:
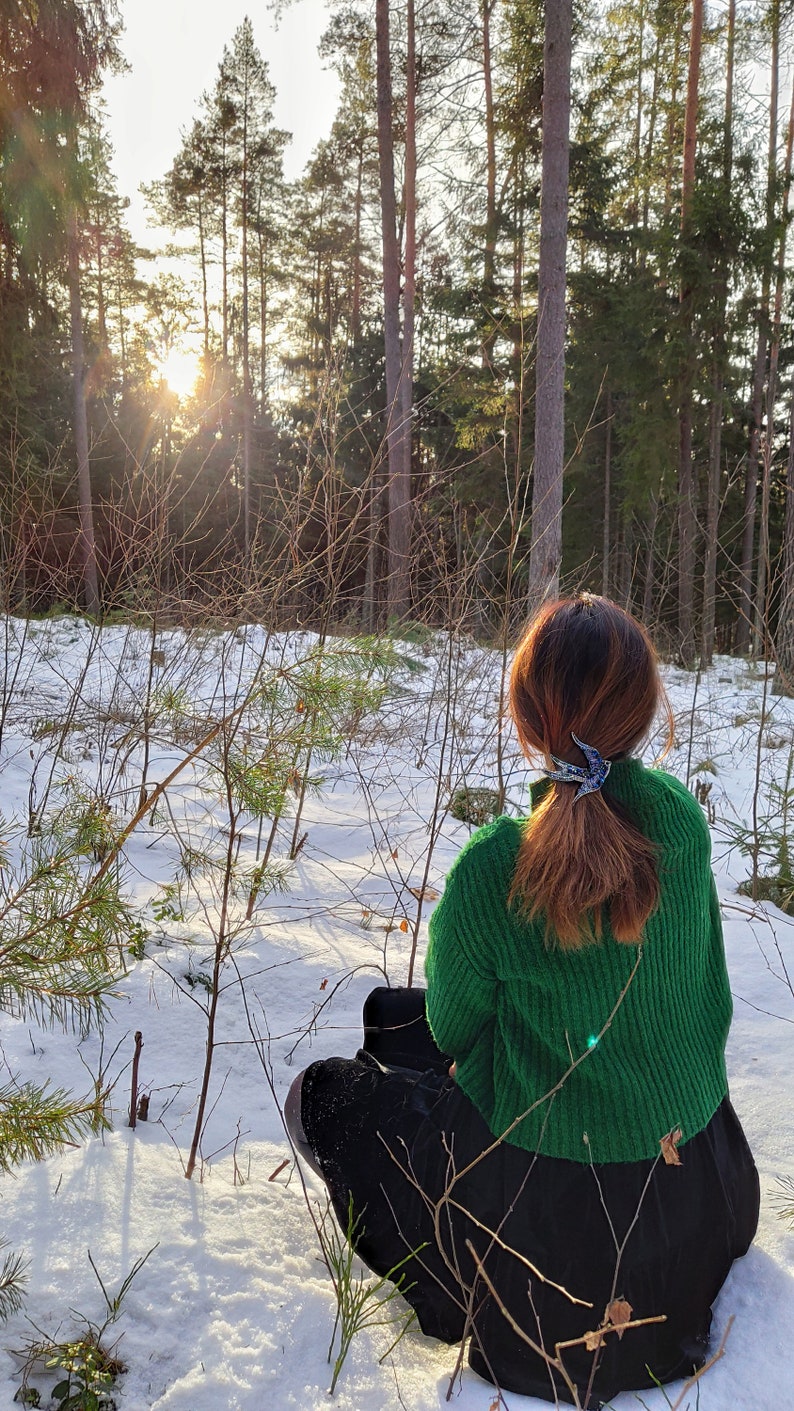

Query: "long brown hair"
(508, 594), (673, 948)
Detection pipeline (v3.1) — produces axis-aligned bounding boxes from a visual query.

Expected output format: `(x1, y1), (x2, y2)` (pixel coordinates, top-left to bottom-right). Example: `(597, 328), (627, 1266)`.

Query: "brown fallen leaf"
(319, 978), (328, 991)
(408, 885), (440, 902)
(660, 1127), (683, 1166)
(399, 918), (409, 932)
(606, 1299), (633, 1339)
(583, 1328), (605, 1352)
(390, 848), (399, 860)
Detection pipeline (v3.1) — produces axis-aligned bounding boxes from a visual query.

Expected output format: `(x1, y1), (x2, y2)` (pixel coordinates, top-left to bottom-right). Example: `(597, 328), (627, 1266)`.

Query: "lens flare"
(156, 347), (200, 398)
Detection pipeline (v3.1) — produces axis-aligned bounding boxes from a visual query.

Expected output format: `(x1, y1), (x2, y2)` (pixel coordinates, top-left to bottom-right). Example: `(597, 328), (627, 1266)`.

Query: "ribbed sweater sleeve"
(425, 828), (498, 1057)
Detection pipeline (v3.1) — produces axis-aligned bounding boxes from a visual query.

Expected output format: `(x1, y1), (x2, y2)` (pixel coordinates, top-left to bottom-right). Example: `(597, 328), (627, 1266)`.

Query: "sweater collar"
(601, 755), (648, 801)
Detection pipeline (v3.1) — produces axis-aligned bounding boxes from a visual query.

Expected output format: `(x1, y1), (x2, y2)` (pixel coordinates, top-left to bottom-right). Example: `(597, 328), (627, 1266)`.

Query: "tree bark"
(676, 0), (704, 666)
(754, 45), (794, 645)
(631, 0), (645, 226)
(198, 190), (210, 362)
(258, 208), (268, 410)
(602, 388), (612, 597)
(528, 0), (572, 610)
(736, 0), (779, 654)
(663, 5), (686, 219)
(640, 15), (661, 254)
(241, 54), (252, 563)
(397, 0), (417, 610)
(481, 0), (498, 366)
(67, 208), (100, 616)
(642, 491), (660, 626)
(701, 0), (735, 667)
(376, 0), (411, 623)
(352, 143), (364, 342)
(221, 117), (230, 369)
(622, 516), (635, 610)
(774, 384), (794, 693)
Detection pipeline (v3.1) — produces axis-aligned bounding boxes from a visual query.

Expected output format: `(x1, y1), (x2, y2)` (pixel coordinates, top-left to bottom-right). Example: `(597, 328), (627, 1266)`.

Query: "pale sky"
(103, 0), (340, 247)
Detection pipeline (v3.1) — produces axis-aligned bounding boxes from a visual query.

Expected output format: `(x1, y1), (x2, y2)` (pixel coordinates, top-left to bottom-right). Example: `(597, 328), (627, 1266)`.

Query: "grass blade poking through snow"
(318, 1194), (421, 1395)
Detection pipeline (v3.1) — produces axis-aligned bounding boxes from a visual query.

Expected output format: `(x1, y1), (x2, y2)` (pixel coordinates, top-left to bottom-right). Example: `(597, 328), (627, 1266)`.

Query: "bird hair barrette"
(542, 733), (611, 802)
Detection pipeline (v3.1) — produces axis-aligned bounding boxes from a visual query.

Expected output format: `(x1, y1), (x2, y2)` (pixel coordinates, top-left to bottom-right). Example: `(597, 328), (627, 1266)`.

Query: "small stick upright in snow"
(128, 1031), (143, 1130)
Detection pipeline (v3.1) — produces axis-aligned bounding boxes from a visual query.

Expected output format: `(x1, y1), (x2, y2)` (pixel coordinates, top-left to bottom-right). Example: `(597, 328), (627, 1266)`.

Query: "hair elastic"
(542, 733), (611, 802)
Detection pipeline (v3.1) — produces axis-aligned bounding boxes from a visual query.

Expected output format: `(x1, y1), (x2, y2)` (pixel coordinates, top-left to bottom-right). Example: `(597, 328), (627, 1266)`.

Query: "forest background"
(3, 0), (794, 663)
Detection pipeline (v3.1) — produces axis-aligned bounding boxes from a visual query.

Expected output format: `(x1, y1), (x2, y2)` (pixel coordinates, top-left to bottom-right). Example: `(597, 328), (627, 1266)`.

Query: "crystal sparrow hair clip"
(542, 733), (611, 802)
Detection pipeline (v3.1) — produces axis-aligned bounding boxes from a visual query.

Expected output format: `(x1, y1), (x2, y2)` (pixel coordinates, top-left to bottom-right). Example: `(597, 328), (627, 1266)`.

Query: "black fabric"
(362, 985), (452, 1076)
(300, 988), (759, 1408)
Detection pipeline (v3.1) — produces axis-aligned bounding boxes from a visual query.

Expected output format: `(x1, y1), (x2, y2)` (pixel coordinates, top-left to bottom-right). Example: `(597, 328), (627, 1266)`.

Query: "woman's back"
(426, 760), (732, 1162)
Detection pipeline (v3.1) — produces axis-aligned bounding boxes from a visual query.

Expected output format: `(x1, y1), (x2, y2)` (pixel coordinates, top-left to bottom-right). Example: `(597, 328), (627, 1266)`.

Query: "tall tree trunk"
(362, 462), (382, 631)
(528, 0), (572, 610)
(116, 271), (127, 388)
(221, 125), (229, 368)
(241, 66), (252, 563)
(619, 514), (634, 609)
(398, 0), (417, 610)
(676, 0), (704, 666)
(774, 384), (794, 692)
(198, 191), (210, 362)
(602, 389), (612, 597)
(94, 222), (107, 352)
(702, 374), (723, 664)
(754, 48), (794, 645)
(67, 209), (100, 616)
(640, 14), (662, 249)
(631, 0), (645, 227)
(352, 144), (364, 342)
(481, 0), (498, 366)
(663, 5), (686, 219)
(701, 0), (735, 667)
(376, 0), (410, 623)
(642, 491), (660, 625)
(736, 0), (779, 654)
(258, 221), (268, 412)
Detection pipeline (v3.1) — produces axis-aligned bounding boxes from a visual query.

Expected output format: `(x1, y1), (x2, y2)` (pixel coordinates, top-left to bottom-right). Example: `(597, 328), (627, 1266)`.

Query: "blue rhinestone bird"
(542, 733), (611, 802)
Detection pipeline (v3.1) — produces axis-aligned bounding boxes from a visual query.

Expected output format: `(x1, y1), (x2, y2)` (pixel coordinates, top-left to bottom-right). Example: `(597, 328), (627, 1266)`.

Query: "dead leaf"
(296, 699), (305, 712)
(660, 1127), (683, 1166)
(408, 885), (440, 902)
(390, 848), (398, 860)
(583, 1328), (605, 1352)
(319, 978), (328, 991)
(606, 1299), (633, 1339)
(399, 918), (409, 933)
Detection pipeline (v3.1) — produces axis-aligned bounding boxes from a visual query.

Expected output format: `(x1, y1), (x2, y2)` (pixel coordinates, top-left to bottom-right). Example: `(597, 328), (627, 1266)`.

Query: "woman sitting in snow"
(285, 594), (759, 1407)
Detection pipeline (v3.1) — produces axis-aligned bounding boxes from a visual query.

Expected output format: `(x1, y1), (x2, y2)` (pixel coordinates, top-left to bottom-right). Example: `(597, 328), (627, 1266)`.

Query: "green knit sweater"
(425, 760), (732, 1164)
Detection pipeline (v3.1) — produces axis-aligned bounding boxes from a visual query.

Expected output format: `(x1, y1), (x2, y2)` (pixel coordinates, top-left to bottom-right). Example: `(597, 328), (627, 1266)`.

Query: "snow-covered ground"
(0, 615), (791, 1411)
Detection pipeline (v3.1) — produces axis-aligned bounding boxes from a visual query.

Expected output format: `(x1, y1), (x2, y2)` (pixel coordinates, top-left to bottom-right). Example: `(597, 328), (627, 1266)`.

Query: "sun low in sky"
(156, 346), (202, 400)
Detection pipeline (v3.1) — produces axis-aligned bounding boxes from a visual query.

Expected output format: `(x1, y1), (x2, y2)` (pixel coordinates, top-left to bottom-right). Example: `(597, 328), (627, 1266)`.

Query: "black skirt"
(299, 988), (759, 1408)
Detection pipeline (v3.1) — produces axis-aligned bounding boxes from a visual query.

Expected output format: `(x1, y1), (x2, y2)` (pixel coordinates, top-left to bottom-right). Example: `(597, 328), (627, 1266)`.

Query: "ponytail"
(508, 595), (672, 949)
(509, 784), (659, 947)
